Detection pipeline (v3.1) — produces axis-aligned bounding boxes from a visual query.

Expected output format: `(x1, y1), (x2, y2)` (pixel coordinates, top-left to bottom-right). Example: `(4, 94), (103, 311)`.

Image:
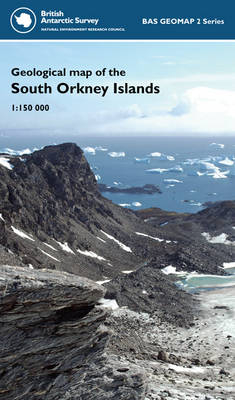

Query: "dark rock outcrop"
(104, 263), (197, 326)
(98, 183), (161, 195)
(0, 266), (146, 400)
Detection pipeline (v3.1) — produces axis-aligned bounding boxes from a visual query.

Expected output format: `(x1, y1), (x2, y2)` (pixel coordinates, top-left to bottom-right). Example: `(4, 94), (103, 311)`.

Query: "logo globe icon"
(10, 7), (36, 34)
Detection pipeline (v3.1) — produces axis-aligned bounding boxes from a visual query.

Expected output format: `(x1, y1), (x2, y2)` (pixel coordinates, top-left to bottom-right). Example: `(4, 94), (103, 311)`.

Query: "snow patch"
(168, 364), (205, 374)
(0, 214), (5, 221)
(96, 236), (106, 243)
(201, 232), (234, 245)
(136, 232), (171, 243)
(43, 242), (58, 251)
(0, 157), (13, 170)
(122, 270), (134, 274)
(77, 249), (106, 261)
(96, 279), (111, 285)
(55, 241), (75, 254)
(11, 226), (35, 241)
(98, 298), (119, 310)
(223, 262), (235, 269)
(161, 265), (187, 275)
(38, 248), (60, 262)
(100, 230), (132, 252)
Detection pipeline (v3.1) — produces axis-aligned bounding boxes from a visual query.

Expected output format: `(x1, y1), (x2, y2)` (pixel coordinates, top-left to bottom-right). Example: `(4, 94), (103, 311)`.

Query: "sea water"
(1, 134), (235, 213)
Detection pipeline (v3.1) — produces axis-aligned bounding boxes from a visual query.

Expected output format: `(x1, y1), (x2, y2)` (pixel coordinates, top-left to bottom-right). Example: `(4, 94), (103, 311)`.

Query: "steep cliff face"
(0, 143), (160, 279)
(0, 266), (146, 400)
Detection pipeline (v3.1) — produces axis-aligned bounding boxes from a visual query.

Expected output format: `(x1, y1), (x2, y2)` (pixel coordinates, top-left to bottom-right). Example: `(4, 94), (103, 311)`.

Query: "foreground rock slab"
(0, 266), (146, 399)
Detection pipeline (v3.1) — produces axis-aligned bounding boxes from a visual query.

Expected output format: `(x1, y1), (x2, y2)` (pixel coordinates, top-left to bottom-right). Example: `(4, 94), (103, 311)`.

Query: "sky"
(0, 41), (235, 137)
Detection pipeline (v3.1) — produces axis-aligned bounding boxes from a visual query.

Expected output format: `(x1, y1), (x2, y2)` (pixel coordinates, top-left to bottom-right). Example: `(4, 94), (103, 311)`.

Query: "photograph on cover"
(0, 41), (235, 399)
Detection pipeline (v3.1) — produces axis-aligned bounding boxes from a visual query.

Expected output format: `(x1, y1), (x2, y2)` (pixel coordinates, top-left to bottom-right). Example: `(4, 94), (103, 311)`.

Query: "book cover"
(0, 1), (234, 399)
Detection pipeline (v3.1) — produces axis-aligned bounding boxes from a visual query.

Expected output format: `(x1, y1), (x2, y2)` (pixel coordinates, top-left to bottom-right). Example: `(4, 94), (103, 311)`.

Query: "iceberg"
(219, 157), (234, 166)
(83, 146), (96, 155)
(134, 157), (150, 164)
(108, 151), (125, 158)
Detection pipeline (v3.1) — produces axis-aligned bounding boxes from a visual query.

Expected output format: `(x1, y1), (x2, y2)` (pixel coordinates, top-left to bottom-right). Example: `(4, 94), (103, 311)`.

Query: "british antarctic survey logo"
(10, 8), (37, 33)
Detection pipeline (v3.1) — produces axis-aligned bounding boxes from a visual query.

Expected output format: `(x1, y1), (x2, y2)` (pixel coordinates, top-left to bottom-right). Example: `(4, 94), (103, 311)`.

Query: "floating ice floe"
(132, 202), (142, 207)
(146, 166), (183, 174)
(98, 298), (119, 310)
(55, 241), (75, 254)
(168, 166), (183, 173)
(187, 159), (229, 179)
(148, 152), (175, 161)
(11, 226), (35, 241)
(108, 151), (125, 158)
(208, 169), (229, 179)
(201, 232), (234, 245)
(119, 203), (131, 207)
(219, 157), (234, 166)
(134, 157), (150, 164)
(149, 151), (161, 157)
(146, 168), (168, 174)
(77, 249), (106, 261)
(190, 202), (202, 207)
(0, 157), (14, 170)
(95, 174), (101, 181)
(43, 242), (58, 251)
(100, 230), (132, 252)
(210, 142), (224, 149)
(38, 248), (60, 262)
(95, 146), (108, 152)
(164, 179), (183, 183)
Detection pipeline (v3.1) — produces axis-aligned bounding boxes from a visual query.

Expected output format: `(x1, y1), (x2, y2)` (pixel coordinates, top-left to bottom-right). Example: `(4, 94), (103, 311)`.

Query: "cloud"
(162, 61), (176, 65)
(83, 86), (235, 135)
